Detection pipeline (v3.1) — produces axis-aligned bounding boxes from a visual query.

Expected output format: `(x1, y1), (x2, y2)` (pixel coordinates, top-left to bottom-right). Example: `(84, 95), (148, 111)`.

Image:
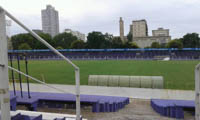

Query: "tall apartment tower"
(119, 17), (124, 41)
(132, 20), (148, 37)
(41, 5), (59, 37)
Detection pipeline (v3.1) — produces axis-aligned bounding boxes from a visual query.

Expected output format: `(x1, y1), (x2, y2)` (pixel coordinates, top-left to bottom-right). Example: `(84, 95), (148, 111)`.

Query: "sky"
(1, 0), (200, 39)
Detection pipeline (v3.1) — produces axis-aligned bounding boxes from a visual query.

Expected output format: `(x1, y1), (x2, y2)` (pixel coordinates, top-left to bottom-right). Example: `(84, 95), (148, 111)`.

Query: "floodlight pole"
(195, 64), (200, 120)
(0, 6), (81, 120)
(0, 8), (11, 120)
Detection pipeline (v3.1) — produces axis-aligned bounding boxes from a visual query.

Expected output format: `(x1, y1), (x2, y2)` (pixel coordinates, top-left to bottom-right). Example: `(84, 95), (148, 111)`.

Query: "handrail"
(0, 6), (80, 120)
(8, 66), (73, 94)
(195, 63), (200, 120)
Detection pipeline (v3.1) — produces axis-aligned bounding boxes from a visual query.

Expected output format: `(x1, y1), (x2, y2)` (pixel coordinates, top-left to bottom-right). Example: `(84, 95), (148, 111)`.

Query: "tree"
(127, 32), (133, 42)
(181, 33), (200, 48)
(11, 32), (53, 50)
(151, 42), (160, 48)
(130, 42), (139, 48)
(35, 33), (53, 49)
(70, 40), (85, 49)
(87, 31), (106, 49)
(160, 43), (167, 48)
(123, 42), (139, 48)
(18, 43), (32, 50)
(111, 37), (123, 48)
(102, 33), (112, 48)
(53, 32), (78, 49)
(11, 33), (34, 50)
(56, 46), (63, 49)
(167, 39), (183, 49)
(145, 46), (151, 48)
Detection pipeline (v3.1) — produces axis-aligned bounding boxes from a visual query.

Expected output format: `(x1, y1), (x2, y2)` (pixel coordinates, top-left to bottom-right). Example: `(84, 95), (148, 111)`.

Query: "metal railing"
(8, 66), (73, 94)
(0, 6), (81, 120)
(195, 64), (200, 120)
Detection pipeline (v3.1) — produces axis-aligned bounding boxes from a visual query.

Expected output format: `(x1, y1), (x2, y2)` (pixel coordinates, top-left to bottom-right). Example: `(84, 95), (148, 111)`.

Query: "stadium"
(0, 2), (200, 120)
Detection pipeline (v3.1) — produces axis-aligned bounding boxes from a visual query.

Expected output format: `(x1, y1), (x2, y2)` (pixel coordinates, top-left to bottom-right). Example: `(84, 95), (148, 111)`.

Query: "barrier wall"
(88, 75), (164, 89)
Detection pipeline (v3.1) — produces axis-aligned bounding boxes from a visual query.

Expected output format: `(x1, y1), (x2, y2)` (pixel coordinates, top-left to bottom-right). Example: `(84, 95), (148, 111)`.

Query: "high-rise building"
(119, 17), (124, 41)
(41, 5), (59, 37)
(132, 20), (148, 37)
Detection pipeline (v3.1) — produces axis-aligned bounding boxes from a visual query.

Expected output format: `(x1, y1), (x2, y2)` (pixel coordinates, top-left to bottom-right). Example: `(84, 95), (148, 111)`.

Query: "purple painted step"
(23, 114), (42, 120)
(10, 91), (129, 113)
(54, 118), (65, 120)
(151, 99), (195, 119)
(11, 113), (23, 120)
(10, 96), (17, 111)
(5, 113), (42, 120)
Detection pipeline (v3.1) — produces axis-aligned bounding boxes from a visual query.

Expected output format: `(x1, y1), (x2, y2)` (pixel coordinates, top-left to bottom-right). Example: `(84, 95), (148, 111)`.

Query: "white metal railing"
(0, 6), (81, 120)
(195, 64), (200, 120)
(8, 66), (73, 94)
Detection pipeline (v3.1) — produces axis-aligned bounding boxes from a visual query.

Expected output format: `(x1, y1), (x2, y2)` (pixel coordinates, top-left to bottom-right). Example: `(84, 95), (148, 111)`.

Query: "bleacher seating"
(10, 91), (129, 113)
(0, 113), (42, 120)
(8, 49), (200, 60)
(151, 99), (195, 119)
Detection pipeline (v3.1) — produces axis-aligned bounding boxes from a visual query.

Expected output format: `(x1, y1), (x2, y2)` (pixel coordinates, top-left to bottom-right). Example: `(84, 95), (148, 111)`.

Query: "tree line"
(11, 31), (200, 50)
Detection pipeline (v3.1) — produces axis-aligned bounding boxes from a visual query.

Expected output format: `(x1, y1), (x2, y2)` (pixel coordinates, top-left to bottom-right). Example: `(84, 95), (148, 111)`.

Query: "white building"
(133, 36), (171, 48)
(152, 28), (169, 37)
(41, 5), (59, 37)
(129, 19), (171, 48)
(132, 20), (148, 37)
(64, 29), (85, 41)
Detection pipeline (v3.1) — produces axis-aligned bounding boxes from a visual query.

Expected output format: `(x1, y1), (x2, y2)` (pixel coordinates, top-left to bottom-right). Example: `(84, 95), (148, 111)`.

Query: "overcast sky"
(1, 0), (200, 39)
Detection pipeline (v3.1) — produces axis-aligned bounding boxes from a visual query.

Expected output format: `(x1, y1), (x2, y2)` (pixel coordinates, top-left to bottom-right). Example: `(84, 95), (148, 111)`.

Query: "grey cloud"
(8, 0), (200, 39)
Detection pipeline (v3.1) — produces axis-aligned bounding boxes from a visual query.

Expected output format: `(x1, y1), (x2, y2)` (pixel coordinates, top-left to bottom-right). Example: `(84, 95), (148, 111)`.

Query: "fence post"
(75, 69), (81, 120)
(195, 64), (200, 120)
(0, 8), (11, 120)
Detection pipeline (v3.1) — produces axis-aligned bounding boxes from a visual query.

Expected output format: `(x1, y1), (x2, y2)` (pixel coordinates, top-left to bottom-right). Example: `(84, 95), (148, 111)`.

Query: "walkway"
(9, 83), (194, 100)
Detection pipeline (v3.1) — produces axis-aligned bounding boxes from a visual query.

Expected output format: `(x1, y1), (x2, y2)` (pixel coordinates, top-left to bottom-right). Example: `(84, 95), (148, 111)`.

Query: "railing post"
(0, 8), (11, 120)
(75, 68), (81, 120)
(195, 64), (200, 120)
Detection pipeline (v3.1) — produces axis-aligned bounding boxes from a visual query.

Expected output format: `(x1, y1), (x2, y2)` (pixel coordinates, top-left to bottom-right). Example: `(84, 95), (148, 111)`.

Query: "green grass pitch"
(10, 60), (199, 90)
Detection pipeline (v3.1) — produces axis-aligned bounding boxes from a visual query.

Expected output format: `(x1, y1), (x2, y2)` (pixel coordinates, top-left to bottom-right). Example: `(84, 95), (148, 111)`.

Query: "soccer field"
(10, 60), (200, 90)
